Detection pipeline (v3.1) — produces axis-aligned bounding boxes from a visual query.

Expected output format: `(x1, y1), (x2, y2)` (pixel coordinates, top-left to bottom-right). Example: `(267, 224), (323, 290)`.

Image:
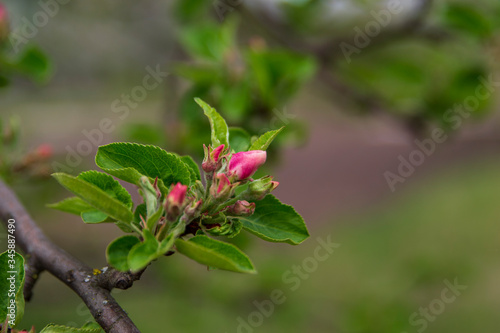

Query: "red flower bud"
(165, 182), (187, 220)
(202, 144), (225, 173)
(168, 182), (187, 205)
(227, 150), (266, 180)
(210, 173), (233, 200)
(225, 200), (255, 216)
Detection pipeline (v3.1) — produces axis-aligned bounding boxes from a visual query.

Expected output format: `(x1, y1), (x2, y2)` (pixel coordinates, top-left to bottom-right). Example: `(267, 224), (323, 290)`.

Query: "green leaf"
(40, 323), (103, 333)
(247, 50), (316, 107)
(174, 64), (221, 85)
(239, 195), (309, 245)
(444, 4), (492, 38)
(51, 172), (133, 224)
(180, 155), (201, 182)
(128, 230), (160, 272)
(81, 210), (111, 224)
(52, 173), (134, 224)
(194, 98), (229, 147)
(115, 221), (136, 234)
(80, 322), (103, 331)
(77, 171), (133, 209)
(175, 235), (256, 274)
(158, 233), (175, 255)
(14, 46), (52, 83)
(106, 235), (141, 272)
(179, 21), (236, 62)
(134, 204), (147, 225)
(248, 127), (284, 151)
(47, 197), (93, 216)
(229, 127), (251, 152)
(146, 205), (164, 231)
(95, 143), (192, 189)
(219, 85), (250, 123)
(0, 252), (25, 327)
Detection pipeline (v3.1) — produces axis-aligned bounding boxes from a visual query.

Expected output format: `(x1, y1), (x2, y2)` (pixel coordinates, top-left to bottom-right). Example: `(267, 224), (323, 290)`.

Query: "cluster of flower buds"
(200, 145), (279, 220)
(154, 144), (279, 238)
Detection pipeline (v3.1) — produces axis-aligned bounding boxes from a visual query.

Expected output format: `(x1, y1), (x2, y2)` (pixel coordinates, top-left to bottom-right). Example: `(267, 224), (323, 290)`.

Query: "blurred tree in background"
(167, 0), (500, 154)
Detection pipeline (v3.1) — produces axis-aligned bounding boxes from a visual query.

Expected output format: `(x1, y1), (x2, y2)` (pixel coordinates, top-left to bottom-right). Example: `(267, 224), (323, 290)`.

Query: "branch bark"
(0, 180), (142, 333)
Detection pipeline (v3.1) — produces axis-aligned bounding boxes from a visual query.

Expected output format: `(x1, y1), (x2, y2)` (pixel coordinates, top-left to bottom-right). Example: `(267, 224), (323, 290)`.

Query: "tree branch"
(0, 180), (142, 333)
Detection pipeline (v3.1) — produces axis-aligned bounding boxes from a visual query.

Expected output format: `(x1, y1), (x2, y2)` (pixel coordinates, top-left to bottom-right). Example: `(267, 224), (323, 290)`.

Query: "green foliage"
(52, 173), (134, 225)
(0, 252), (25, 327)
(195, 97), (229, 147)
(106, 236), (141, 271)
(39, 322), (103, 333)
(95, 143), (192, 188)
(77, 171), (133, 209)
(180, 155), (201, 182)
(171, 0), (500, 144)
(443, 3), (494, 38)
(336, 39), (491, 126)
(12, 46), (52, 83)
(81, 210), (110, 224)
(47, 197), (93, 216)
(175, 235), (256, 274)
(180, 21), (237, 62)
(0, 44), (52, 89)
(248, 127), (284, 151)
(239, 195), (309, 245)
(228, 127), (251, 152)
(246, 49), (316, 108)
(127, 230), (161, 272)
(172, 12), (316, 156)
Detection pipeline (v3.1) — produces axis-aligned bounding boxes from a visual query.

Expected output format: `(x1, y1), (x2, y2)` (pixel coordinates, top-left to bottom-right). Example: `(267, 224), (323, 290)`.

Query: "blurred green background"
(1, 0), (500, 332)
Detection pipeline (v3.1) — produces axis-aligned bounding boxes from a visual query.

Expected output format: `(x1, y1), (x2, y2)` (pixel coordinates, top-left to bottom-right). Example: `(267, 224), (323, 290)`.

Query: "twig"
(0, 180), (142, 333)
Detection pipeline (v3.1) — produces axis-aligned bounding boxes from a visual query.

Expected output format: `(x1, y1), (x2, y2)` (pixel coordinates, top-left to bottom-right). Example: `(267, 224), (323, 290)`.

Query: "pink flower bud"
(165, 182), (187, 220)
(225, 200), (255, 216)
(242, 176), (279, 201)
(227, 150), (266, 180)
(202, 144), (225, 173)
(168, 182), (187, 206)
(36, 144), (53, 159)
(210, 173), (233, 200)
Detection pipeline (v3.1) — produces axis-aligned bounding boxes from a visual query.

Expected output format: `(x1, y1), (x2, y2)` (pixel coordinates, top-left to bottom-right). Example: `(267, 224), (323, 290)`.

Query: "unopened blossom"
(227, 150), (266, 181)
(242, 176), (279, 201)
(202, 144), (225, 173)
(210, 173), (232, 200)
(225, 200), (255, 216)
(165, 182), (187, 220)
